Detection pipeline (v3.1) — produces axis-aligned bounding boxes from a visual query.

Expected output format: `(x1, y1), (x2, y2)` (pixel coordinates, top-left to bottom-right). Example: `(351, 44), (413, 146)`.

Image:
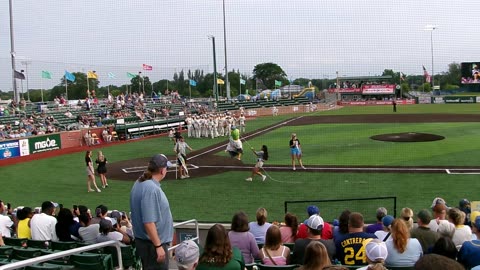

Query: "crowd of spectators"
(0, 91), (209, 141)
(2, 197), (478, 269)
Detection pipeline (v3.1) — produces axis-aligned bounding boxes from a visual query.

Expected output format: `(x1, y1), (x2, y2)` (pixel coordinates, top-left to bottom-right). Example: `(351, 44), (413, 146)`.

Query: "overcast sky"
(0, 0), (477, 91)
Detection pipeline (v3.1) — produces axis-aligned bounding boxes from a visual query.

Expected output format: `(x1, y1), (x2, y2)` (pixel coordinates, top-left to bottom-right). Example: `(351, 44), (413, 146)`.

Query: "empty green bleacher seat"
(69, 253), (113, 270)
(11, 247), (42, 261)
(3, 237), (28, 247)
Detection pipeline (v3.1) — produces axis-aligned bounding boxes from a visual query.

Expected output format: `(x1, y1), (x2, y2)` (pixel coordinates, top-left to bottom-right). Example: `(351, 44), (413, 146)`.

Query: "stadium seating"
(3, 237), (28, 247)
(69, 253), (113, 270)
(11, 247), (43, 261)
(103, 245), (140, 270)
(27, 239), (50, 249)
(50, 241), (77, 251)
(0, 245), (13, 260)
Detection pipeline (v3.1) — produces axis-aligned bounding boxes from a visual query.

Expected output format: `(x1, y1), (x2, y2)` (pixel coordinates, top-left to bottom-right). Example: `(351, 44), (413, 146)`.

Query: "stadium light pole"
(208, 35), (219, 103)
(9, 0), (19, 102)
(425, 25), (437, 90)
(222, 0), (230, 100)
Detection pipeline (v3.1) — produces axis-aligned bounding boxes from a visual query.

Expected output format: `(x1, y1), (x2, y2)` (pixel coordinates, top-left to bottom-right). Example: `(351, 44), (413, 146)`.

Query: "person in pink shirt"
(280, 213), (298, 243)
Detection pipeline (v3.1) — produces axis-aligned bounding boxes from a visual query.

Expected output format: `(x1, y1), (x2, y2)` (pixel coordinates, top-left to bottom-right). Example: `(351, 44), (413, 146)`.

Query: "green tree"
(381, 69), (399, 83)
(130, 74), (152, 95)
(49, 72), (92, 100)
(417, 82), (432, 92)
(293, 78), (310, 87)
(439, 62), (461, 89)
(252, 63), (287, 89)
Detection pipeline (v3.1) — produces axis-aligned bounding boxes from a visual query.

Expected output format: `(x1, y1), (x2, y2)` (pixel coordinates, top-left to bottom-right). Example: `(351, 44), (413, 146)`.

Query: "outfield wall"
(0, 127), (105, 163)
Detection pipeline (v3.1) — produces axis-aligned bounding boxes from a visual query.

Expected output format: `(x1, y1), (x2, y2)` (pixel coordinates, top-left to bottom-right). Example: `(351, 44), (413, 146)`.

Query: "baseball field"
(1, 103), (480, 224)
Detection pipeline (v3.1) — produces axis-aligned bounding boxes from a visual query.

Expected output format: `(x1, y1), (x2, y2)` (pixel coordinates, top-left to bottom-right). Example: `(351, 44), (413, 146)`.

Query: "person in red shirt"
(297, 205), (333, 240)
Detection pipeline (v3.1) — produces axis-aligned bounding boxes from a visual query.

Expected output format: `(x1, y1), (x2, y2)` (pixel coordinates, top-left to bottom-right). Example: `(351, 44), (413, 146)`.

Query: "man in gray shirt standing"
(130, 154), (173, 270)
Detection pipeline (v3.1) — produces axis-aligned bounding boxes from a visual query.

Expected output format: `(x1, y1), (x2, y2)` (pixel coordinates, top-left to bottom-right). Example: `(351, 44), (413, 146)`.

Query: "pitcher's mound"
(370, 132), (445, 142)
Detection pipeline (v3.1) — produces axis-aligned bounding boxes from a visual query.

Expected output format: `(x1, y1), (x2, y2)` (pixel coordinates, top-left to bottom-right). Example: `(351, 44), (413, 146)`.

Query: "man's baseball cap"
(382, 215), (394, 227)
(175, 240), (199, 267)
(459, 199), (470, 208)
(149, 154), (173, 169)
(363, 239), (388, 262)
(307, 205), (320, 216)
(305, 214), (324, 230)
(431, 197), (447, 208)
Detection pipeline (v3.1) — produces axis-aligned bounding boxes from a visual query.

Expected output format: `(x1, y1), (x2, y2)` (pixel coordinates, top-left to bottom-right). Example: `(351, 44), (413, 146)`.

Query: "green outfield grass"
(1, 104), (479, 224)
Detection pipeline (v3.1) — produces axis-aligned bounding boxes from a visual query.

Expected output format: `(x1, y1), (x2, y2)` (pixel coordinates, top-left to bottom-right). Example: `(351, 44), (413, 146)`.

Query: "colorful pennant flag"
(41, 70), (52, 79)
(189, 79), (197, 86)
(64, 71), (75, 82)
(127, 72), (136, 78)
(275, 80), (282, 87)
(217, 78), (225, 85)
(142, 64), (153, 71)
(107, 72), (116, 79)
(14, 70), (25, 80)
(240, 79), (246, 85)
(87, 71), (98, 79)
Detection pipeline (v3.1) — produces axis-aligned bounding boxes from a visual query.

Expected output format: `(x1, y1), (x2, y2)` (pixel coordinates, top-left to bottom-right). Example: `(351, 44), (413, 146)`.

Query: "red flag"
(142, 64), (153, 71)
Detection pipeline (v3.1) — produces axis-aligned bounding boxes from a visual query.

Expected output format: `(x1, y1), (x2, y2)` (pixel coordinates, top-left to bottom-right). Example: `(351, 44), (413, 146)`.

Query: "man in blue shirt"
(130, 154), (173, 270)
(335, 212), (377, 266)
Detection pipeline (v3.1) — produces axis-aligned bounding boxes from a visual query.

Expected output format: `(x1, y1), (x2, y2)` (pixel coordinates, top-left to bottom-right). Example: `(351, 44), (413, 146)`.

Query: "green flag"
(41, 70), (52, 79)
(275, 80), (282, 87)
(127, 72), (136, 78)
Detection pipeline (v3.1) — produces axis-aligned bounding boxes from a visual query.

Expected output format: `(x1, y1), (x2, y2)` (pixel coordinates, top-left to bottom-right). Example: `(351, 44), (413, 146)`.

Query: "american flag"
(142, 64), (153, 71)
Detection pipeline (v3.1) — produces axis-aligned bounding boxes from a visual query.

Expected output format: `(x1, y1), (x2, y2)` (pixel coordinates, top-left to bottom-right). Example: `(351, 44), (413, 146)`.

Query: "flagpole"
(65, 76), (68, 100)
(41, 77), (44, 102)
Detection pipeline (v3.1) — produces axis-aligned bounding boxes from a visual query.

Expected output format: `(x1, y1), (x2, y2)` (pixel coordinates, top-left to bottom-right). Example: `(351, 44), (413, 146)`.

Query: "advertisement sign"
(19, 139), (30, 156)
(361, 84), (396, 94)
(28, 134), (61, 154)
(443, 96), (476, 103)
(339, 100), (416, 106)
(418, 96), (432, 104)
(0, 140), (21, 160)
(327, 88), (362, 93)
(433, 97), (444, 104)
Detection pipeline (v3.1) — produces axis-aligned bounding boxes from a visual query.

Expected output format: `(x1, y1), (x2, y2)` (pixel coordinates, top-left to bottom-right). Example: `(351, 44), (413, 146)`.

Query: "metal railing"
(0, 240), (122, 270)
(169, 219), (200, 251)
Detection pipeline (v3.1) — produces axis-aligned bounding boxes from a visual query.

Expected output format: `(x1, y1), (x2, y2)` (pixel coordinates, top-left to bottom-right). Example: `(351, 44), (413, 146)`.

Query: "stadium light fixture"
(424, 25), (438, 90)
(208, 35), (219, 102)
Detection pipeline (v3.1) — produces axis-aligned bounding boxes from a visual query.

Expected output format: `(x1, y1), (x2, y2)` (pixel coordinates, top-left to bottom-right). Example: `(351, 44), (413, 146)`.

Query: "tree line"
(0, 62), (475, 102)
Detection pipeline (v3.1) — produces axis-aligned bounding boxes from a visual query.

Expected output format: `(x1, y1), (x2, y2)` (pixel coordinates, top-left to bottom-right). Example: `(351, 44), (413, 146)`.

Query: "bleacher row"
(216, 97), (311, 112)
(0, 237), (139, 270)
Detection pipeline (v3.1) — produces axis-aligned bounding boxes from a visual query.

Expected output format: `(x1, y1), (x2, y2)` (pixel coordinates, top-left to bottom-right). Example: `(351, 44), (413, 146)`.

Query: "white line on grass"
(197, 165), (466, 173)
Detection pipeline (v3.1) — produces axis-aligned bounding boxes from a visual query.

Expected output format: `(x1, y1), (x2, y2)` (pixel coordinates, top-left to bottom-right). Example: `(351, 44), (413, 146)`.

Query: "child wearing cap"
(356, 239), (388, 270)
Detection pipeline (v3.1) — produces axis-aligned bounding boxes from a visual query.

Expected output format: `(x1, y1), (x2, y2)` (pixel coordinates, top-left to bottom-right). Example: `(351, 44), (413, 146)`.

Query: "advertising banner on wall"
(361, 84), (396, 94)
(0, 140), (21, 160)
(443, 96), (476, 103)
(28, 134), (61, 154)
